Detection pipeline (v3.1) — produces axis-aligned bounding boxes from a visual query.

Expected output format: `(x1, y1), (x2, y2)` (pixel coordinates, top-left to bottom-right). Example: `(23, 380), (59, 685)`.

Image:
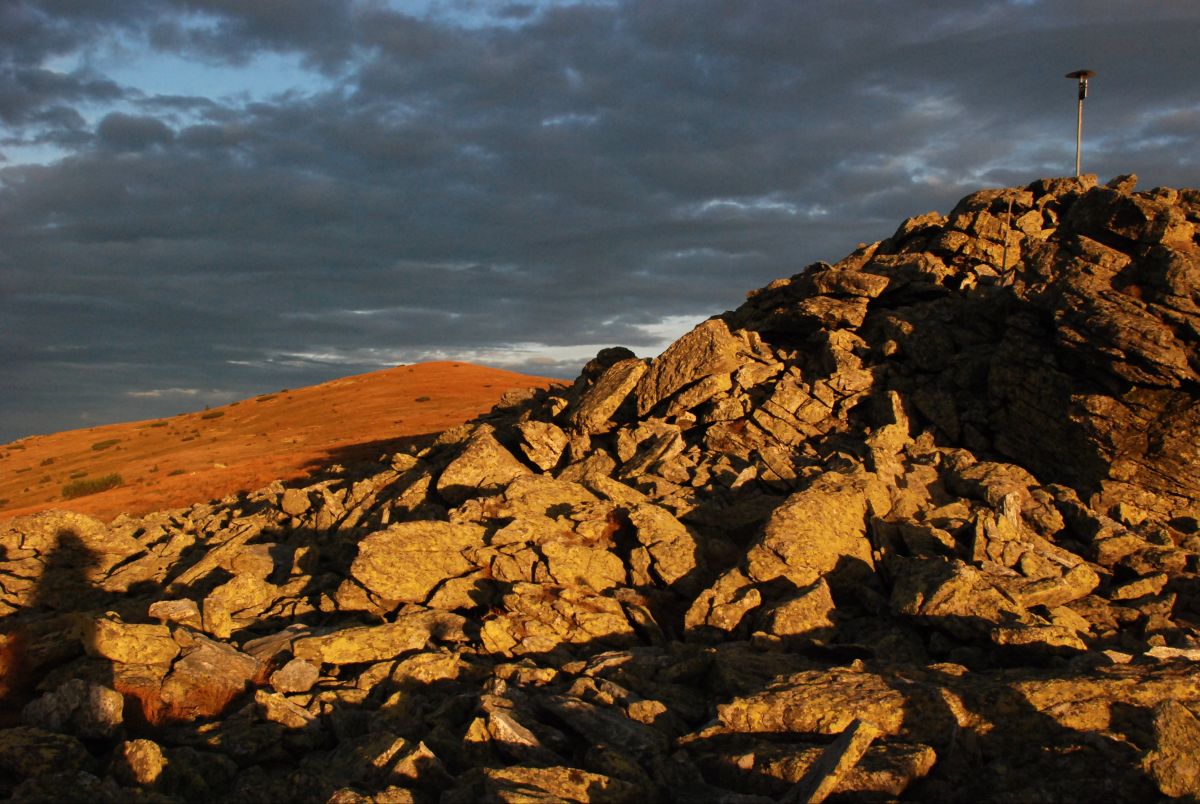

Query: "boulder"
(626, 502), (703, 592)
(445, 765), (641, 804)
(351, 520), (487, 604)
(158, 633), (262, 721)
(293, 610), (467, 665)
(756, 578), (836, 642)
(715, 667), (909, 737)
(745, 471), (888, 589)
(515, 420), (569, 471)
(269, 658), (321, 694)
(635, 319), (744, 416)
(83, 617), (180, 665)
(436, 426), (531, 504)
(112, 738), (166, 787)
(889, 557), (1033, 639)
(1144, 700), (1200, 798)
(22, 679), (124, 739)
(572, 358), (647, 433)
(0, 726), (93, 779)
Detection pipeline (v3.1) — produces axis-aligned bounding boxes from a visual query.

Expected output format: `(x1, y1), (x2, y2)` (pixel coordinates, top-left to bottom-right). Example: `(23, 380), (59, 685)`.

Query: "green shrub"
(40, 457), (55, 466)
(200, 410), (225, 420)
(62, 473), (123, 499)
(149, 420), (169, 428)
(167, 468), (186, 477)
(69, 469), (87, 479)
(255, 395), (277, 403)
(414, 396), (432, 403)
(90, 439), (121, 451)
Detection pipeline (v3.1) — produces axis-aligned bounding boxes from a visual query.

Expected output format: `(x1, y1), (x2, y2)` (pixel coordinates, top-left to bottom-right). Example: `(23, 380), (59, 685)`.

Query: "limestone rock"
(716, 667), (909, 737)
(685, 568), (762, 637)
(113, 739), (166, 787)
(480, 583), (636, 656)
(83, 617), (180, 665)
(746, 471), (887, 589)
(445, 765), (641, 804)
(572, 357), (647, 433)
(22, 679), (123, 739)
(436, 426), (531, 504)
(279, 487), (311, 517)
(269, 658), (320, 694)
(293, 610), (467, 665)
(635, 318), (744, 416)
(626, 502), (703, 592)
(756, 578), (836, 642)
(889, 557), (1032, 639)
(0, 726), (92, 779)
(1144, 700), (1200, 798)
(159, 633), (262, 721)
(351, 520), (487, 603)
(516, 420), (569, 471)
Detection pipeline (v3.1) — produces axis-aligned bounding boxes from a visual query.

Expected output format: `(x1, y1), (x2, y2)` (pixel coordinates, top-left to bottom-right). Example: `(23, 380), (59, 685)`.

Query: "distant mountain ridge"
(2, 174), (1199, 801)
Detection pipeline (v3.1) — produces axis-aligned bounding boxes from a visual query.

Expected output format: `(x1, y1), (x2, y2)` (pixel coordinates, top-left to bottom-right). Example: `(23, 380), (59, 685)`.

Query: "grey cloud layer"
(3, 0), (1200, 440)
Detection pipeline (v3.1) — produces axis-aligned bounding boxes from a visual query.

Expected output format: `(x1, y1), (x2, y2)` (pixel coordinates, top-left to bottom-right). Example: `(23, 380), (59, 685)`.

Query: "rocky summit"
(2, 174), (1200, 803)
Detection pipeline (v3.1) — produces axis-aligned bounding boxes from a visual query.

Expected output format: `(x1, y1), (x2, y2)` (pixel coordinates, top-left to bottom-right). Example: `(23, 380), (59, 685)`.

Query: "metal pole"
(1065, 70), (1094, 178)
(1075, 95), (1083, 178)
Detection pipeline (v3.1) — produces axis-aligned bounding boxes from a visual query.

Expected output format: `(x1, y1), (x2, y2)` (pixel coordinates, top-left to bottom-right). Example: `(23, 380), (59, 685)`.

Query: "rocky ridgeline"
(2, 174), (1199, 802)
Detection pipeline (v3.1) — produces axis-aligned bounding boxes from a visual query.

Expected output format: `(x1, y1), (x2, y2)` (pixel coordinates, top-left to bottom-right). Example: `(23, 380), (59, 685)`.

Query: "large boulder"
(745, 471), (890, 589)
(351, 520), (487, 604)
(635, 318), (745, 416)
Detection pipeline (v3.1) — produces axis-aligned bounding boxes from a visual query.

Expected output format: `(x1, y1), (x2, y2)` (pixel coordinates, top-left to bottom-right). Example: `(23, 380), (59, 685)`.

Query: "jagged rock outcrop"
(1, 174), (1198, 802)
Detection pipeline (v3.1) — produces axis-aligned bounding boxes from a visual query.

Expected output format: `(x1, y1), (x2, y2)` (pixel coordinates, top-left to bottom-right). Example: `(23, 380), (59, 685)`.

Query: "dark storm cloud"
(0, 64), (123, 130)
(95, 111), (174, 149)
(3, 0), (1200, 440)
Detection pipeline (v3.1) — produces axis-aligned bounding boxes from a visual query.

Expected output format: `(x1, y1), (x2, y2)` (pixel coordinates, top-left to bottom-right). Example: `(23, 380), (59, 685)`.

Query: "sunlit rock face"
(2, 174), (1199, 802)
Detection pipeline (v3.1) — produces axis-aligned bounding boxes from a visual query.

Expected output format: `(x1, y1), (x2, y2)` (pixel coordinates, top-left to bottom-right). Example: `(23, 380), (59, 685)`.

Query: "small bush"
(255, 395), (277, 403)
(200, 410), (225, 420)
(40, 457), (55, 466)
(91, 439), (121, 451)
(149, 421), (169, 428)
(167, 469), (186, 477)
(14, 467), (30, 474)
(69, 469), (87, 479)
(62, 473), (123, 499)
(414, 396), (432, 403)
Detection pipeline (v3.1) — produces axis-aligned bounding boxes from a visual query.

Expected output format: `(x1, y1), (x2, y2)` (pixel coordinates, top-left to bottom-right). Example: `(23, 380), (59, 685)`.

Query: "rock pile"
(2, 174), (1199, 802)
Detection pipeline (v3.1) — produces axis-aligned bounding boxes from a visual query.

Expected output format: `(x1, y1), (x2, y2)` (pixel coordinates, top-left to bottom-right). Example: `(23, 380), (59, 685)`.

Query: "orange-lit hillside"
(0, 362), (561, 522)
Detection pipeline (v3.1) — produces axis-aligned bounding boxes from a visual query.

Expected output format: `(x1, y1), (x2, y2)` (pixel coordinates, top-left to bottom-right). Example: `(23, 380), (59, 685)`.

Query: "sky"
(2, 1), (1199, 442)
